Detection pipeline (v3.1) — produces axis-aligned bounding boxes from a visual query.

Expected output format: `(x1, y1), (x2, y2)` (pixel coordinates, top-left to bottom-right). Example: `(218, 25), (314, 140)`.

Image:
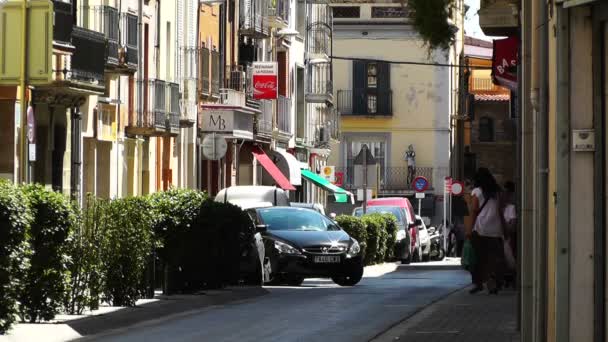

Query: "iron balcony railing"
(180, 78), (197, 126)
(211, 51), (221, 96)
(224, 65), (247, 91)
(308, 4), (332, 57)
(277, 95), (291, 134)
(240, 0), (269, 37)
(53, 0), (73, 44)
(335, 166), (433, 191)
(167, 82), (180, 134)
(337, 89), (393, 116)
(306, 62), (333, 103)
(70, 26), (107, 86)
(200, 47), (211, 96)
(153, 79), (167, 130)
(82, 5), (120, 65)
(256, 100), (273, 136)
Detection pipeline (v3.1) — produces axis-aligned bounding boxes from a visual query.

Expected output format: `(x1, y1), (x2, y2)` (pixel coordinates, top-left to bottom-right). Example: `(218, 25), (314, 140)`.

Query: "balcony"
(277, 95), (291, 134)
(82, 5), (120, 66)
(307, 4), (332, 62)
(478, 0), (518, 37)
(306, 62), (333, 104)
(126, 79), (167, 136)
(53, 0), (73, 44)
(200, 47), (211, 97)
(255, 100), (273, 138)
(268, 0), (290, 28)
(167, 82), (180, 136)
(211, 51), (221, 96)
(240, 0), (270, 38)
(336, 166), (434, 193)
(69, 26), (107, 88)
(180, 78), (197, 127)
(337, 89), (393, 116)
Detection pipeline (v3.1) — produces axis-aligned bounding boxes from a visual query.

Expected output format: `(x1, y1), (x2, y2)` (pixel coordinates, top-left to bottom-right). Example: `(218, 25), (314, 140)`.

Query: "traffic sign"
(451, 181), (464, 196)
(412, 176), (429, 192)
(444, 177), (452, 193)
(201, 133), (227, 160)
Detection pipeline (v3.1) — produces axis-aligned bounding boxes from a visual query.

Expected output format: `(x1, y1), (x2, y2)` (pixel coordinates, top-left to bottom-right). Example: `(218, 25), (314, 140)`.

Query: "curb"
(72, 287), (268, 341)
(398, 264), (463, 271)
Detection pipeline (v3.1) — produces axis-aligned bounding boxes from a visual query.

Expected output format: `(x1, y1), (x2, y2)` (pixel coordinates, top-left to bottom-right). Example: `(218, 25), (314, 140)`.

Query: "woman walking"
(467, 168), (505, 294)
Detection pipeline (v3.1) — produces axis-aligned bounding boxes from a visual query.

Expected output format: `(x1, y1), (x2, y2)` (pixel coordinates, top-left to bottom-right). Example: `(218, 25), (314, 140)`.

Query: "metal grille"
(332, 6), (359, 18)
(302, 245), (347, 254)
(371, 6), (409, 18)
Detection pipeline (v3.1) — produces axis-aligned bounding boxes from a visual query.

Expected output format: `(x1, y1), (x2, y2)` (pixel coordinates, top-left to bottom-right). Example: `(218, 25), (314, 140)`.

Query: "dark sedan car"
(251, 207), (364, 287)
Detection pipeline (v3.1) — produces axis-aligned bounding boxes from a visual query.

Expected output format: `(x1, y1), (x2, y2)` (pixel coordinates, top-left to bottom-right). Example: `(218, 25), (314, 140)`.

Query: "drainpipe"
(137, 0), (143, 126)
(71, 106), (82, 206)
(555, 4), (570, 342)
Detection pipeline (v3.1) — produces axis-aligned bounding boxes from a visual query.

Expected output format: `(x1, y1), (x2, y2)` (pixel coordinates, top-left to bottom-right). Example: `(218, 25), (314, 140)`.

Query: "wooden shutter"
(352, 61), (366, 114)
(278, 51), (288, 97)
(377, 62), (391, 115)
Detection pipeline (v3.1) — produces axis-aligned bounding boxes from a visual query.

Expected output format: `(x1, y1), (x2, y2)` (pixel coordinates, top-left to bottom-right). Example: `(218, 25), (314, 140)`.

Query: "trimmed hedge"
(336, 213), (399, 266)
(99, 197), (154, 307)
(18, 185), (76, 323)
(0, 181), (32, 333)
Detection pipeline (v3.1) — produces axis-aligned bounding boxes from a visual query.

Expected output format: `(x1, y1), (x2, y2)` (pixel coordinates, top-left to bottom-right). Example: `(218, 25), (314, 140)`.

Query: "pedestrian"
(502, 181), (517, 288)
(467, 167), (505, 295)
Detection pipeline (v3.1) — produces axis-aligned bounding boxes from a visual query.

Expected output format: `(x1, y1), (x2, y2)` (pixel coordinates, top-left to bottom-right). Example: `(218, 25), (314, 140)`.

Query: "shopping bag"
(461, 240), (476, 270)
(503, 238), (516, 270)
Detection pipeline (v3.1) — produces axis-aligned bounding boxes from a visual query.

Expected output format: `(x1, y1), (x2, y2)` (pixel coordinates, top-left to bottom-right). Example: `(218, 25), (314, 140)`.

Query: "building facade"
(479, 0), (608, 341)
(327, 0), (464, 217)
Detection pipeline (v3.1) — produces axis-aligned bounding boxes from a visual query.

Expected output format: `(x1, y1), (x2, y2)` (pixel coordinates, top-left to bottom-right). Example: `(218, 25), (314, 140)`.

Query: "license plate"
(314, 255), (341, 263)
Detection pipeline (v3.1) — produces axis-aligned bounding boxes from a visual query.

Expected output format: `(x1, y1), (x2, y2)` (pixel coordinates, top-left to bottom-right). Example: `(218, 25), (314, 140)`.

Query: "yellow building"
(328, 1), (464, 216)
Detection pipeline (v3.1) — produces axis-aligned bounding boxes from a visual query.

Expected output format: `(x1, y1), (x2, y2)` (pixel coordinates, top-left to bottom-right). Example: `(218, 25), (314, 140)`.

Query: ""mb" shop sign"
(202, 110), (234, 132)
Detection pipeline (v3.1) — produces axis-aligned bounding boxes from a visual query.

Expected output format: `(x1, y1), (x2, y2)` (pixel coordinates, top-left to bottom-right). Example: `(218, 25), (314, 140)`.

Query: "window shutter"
(278, 51), (288, 97)
(377, 62), (391, 115)
(352, 61), (366, 114)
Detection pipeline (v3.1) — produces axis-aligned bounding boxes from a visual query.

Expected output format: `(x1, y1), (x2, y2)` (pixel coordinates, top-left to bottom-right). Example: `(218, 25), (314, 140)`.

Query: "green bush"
(18, 184), (76, 323)
(100, 197), (153, 307)
(360, 215), (386, 265)
(64, 194), (105, 315)
(192, 200), (254, 289)
(336, 215), (367, 257)
(0, 181), (32, 333)
(379, 214), (398, 260)
(149, 188), (208, 293)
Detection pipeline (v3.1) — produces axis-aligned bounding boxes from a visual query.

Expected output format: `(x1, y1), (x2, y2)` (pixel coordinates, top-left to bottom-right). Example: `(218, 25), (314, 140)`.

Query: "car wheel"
(243, 260), (264, 286)
(422, 253), (431, 262)
(437, 248), (445, 261)
(332, 263), (364, 286)
(285, 275), (305, 286)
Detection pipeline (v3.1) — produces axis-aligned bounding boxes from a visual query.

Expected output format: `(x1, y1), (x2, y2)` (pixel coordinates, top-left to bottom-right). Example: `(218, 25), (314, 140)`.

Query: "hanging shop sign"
(252, 62), (278, 100)
(492, 36), (518, 91)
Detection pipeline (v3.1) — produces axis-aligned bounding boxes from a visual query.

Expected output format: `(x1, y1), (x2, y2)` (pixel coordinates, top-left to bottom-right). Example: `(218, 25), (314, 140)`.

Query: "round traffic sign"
(451, 181), (464, 196)
(202, 133), (227, 160)
(412, 176), (429, 192)
(27, 106), (35, 144)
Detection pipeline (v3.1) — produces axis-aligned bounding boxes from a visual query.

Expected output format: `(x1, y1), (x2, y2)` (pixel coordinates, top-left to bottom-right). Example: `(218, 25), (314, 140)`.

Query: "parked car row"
(352, 197), (443, 264)
(215, 186), (363, 287)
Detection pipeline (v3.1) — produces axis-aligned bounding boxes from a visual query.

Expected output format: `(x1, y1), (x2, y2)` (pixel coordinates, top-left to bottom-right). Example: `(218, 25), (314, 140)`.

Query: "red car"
(366, 197), (422, 262)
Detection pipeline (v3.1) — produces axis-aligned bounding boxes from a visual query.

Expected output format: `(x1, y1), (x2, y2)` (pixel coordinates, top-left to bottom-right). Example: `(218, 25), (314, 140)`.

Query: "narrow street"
(89, 267), (470, 342)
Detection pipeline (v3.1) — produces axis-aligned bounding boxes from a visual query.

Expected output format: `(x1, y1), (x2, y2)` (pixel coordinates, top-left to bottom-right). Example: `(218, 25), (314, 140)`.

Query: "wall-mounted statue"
(405, 144), (416, 185)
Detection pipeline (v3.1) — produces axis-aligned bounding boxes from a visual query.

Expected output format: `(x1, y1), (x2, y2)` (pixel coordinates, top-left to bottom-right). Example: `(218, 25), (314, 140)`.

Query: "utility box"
(0, 0), (53, 85)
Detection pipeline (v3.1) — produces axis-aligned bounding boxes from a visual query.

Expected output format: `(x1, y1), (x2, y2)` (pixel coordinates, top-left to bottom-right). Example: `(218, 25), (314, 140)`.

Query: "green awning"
(300, 169), (352, 203)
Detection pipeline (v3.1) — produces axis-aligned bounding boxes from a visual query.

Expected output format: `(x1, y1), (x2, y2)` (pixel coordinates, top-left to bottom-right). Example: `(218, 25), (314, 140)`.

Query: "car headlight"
(396, 230), (406, 241)
(347, 240), (361, 257)
(274, 240), (301, 255)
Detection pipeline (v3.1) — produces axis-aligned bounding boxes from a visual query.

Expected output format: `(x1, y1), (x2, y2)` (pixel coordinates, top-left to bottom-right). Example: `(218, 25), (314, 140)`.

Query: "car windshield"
(257, 208), (339, 231)
(353, 206), (404, 221)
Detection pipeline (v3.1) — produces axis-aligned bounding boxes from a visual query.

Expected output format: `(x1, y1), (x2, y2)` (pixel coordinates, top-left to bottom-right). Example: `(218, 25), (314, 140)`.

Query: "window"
(367, 63), (377, 88)
(296, 1), (306, 35)
(200, 47), (210, 95)
(371, 6), (408, 18)
(479, 117), (494, 142)
(332, 6), (360, 18)
(346, 140), (386, 180)
(278, 51), (288, 96)
(126, 14), (137, 47)
(352, 61), (391, 115)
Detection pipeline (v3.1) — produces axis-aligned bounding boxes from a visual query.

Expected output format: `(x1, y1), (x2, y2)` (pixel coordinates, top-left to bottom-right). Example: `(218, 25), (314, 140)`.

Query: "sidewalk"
(372, 286), (520, 342)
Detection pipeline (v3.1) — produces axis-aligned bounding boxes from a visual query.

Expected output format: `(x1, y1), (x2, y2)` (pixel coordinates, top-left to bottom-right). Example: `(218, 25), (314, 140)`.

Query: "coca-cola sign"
(252, 62), (278, 100)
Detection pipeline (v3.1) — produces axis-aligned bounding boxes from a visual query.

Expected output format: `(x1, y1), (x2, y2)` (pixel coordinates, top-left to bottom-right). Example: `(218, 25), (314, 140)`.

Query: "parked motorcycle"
(427, 226), (445, 261)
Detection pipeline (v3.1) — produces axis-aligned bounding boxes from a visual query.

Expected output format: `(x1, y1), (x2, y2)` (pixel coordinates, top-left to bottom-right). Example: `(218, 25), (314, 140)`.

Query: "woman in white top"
(468, 167), (505, 294)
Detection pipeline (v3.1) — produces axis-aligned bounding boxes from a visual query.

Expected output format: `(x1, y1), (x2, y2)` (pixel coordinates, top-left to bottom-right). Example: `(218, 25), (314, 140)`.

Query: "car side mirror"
(256, 224), (268, 233)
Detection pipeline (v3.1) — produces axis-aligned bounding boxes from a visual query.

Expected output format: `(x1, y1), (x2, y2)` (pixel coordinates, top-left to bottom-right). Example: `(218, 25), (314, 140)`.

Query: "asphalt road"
(92, 266), (470, 342)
